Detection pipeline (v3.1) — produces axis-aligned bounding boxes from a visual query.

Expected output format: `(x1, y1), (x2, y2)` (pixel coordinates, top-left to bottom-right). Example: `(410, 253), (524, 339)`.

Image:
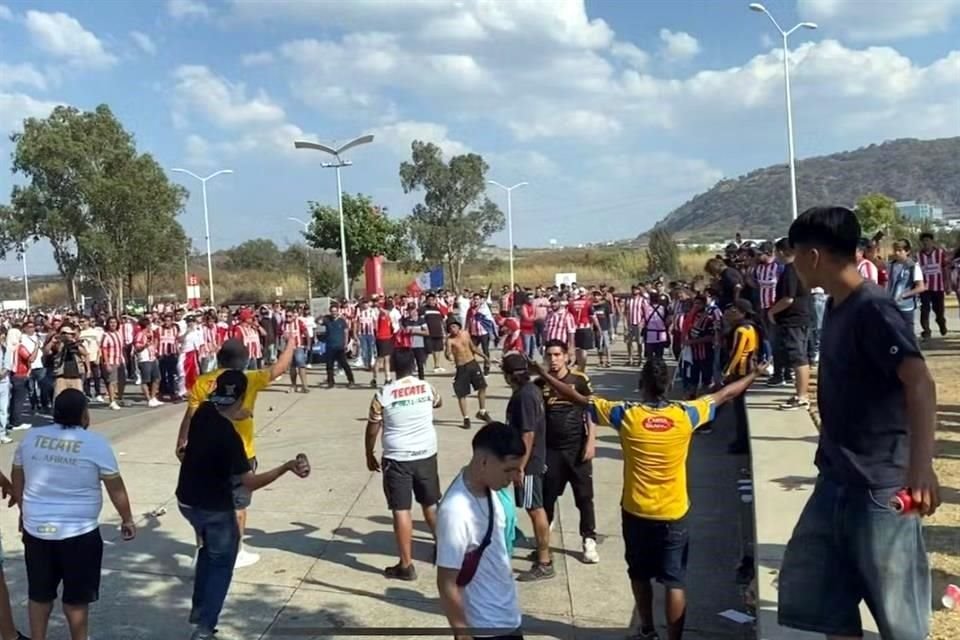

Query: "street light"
(293, 135), (374, 300)
(487, 180), (528, 296)
(170, 167), (234, 306)
(19, 244), (29, 313)
(289, 216), (314, 301)
(749, 2), (817, 220)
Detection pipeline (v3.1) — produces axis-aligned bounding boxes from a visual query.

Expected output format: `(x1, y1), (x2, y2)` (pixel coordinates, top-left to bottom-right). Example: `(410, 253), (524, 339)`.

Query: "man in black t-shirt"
(502, 353), (553, 582)
(778, 206), (939, 640)
(767, 239), (811, 410)
(420, 293), (447, 373)
(176, 370), (309, 640)
(537, 339), (599, 565)
(706, 258), (743, 310)
(591, 290), (612, 368)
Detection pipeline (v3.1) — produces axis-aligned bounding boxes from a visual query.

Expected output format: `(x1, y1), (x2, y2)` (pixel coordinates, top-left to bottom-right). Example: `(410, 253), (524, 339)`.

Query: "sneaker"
(234, 548), (260, 568)
(95, 395), (106, 404)
(15, 631), (29, 640)
(582, 538), (599, 564)
(462, 417), (471, 430)
(147, 398), (162, 408)
(779, 396), (810, 411)
(433, 367), (446, 374)
(11, 424), (30, 431)
(517, 562), (556, 582)
(764, 376), (785, 387)
(476, 410), (492, 423)
(370, 379), (378, 388)
(190, 628), (216, 640)
(109, 401), (121, 411)
(383, 563), (417, 581)
(627, 629), (660, 640)
(0, 436), (13, 444)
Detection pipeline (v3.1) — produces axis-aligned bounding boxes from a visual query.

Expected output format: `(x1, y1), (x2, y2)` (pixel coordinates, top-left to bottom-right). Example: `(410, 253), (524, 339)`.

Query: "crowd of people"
(0, 207), (952, 640)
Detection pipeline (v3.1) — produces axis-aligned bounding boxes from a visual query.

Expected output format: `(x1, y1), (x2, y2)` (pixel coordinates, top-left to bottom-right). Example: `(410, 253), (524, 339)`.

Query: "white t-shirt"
(13, 424), (120, 540)
(388, 308), (402, 333)
(79, 327), (104, 364)
(302, 316), (317, 338)
(369, 376), (440, 461)
(182, 327), (205, 354)
(436, 473), (521, 631)
(20, 333), (45, 370)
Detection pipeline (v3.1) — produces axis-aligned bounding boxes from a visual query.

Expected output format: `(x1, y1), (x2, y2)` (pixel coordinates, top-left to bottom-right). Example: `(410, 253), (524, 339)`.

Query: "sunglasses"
(455, 489), (494, 587)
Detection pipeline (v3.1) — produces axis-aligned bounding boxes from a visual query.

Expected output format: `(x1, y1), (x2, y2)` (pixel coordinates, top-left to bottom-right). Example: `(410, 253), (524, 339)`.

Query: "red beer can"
(889, 489), (916, 513)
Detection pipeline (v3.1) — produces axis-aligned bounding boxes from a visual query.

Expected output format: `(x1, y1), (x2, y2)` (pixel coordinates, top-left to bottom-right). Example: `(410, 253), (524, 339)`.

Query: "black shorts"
(778, 325), (809, 367)
(138, 360), (160, 384)
(426, 337), (444, 354)
(376, 339), (394, 358)
(622, 511), (689, 588)
(382, 455), (441, 511)
(574, 328), (594, 351)
(515, 472), (545, 511)
(453, 360), (487, 398)
(24, 528), (103, 605)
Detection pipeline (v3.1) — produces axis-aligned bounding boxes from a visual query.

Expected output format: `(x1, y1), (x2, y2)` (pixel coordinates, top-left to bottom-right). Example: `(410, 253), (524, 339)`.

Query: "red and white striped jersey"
(133, 328), (156, 361)
(100, 331), (125, 366)
(157, 326), (180, 356)
(753, 262), (779, 309)
(283, 318), (307, 349)
(467, 309), (489, 337)
(857, 258), (879, 284)
(567, 298), (594, 329)
(357, 308), (378, 336)
(236, 324), (262, 359)
(544, 309), (576, 343)
(625, 295), (646, 326)
(216, 321), (230, 345)
(918, 248), (946, 292)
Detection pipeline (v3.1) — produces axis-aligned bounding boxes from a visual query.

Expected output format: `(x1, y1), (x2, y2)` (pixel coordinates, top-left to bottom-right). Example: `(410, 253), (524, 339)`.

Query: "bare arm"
(102, 475), (135, 526)
(240, 460), (297, 492)
(176, 405), (197, 457)
(533, 367), (591, 407)
(710, 370), (759, 406)
(437, 568), (471, 640)
(10, 467), (23, 507)
(520, 431), (534, 471)
(900, 357), (940, 516)
(269, 338), (296, 380)
(365, 419), (382, 472)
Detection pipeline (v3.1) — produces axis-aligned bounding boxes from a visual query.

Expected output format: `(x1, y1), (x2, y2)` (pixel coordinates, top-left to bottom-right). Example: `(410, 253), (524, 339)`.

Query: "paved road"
(0, 353), (756, 640)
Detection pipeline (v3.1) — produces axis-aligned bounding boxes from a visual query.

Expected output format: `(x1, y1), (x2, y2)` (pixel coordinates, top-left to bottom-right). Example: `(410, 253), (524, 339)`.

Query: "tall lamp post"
(20, 245), (29, 313)
(289, 217), (314, 301)
(293, 135), (374, 300)
(170, 167), (234, 305)
(749, 3), (817, 220)
(487, 180), (528, 296)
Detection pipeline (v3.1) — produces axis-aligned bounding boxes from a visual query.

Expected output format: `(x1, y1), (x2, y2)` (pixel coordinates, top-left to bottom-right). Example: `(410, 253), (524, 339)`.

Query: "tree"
(399, 141), (504, 290)
(304, 193), (410, 293)
(224, 239), (283, 271)
(645, 227), (680, 277)
(854, 193), (899, 235)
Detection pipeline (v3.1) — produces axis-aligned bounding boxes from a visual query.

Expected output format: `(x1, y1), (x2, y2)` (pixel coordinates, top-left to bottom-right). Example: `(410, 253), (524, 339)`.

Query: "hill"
(644, 137), (960, 241)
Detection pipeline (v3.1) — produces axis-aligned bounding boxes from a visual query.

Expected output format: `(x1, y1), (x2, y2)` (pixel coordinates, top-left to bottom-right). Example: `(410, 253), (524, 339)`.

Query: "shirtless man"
(444, 318), (490, 430)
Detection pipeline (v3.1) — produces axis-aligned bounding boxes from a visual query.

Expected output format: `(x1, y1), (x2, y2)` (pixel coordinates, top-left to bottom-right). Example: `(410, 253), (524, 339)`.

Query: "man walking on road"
(177, 338), (296, 569)
(778, 206), (940, 640)
(365, 350), (443, 581)
(532, 357), (757, 640)
(322, 303), (355, 389)
(445, 319), (491, 430)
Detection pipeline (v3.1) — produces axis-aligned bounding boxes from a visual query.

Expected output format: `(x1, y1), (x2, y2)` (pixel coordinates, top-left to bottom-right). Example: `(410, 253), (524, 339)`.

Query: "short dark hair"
(472, 421), (526, 459)
(774, 237), (790, 253)
(640, 357), (670, 400)
(54, 389), (88, 429)
(543, 339), (568, 353)
(787, 206), (860, 261)
(391, 349), (415, 378)
(892, 239), (912, 252)
(919, 231), (934, 241)
(217, 339), (249, 369)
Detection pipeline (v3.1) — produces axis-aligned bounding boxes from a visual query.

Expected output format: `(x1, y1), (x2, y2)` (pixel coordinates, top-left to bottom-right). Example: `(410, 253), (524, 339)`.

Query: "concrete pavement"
(0, 354), (758, 640)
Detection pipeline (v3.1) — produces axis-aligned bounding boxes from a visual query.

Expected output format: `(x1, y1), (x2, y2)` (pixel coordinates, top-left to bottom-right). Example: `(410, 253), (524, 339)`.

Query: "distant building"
(896, 200), (943, 221)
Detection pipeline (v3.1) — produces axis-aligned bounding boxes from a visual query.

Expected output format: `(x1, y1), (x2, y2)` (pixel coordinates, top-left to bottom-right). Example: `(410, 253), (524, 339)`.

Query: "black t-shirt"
(176, 403), (253, 511)
(718, 267), (743, 309)
(593, 301), (612, 331)
(421, 305), (445, 338)
(59, 342), (83, 379)
(506, 381), (546, 475)
(537, 371), (593, 450)
(816, 283), (921, 488)
(773, 263), (810, 327)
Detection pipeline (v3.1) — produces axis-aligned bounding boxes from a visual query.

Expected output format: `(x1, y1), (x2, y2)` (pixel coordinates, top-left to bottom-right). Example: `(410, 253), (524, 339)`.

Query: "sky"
(0, 0), (958, 276)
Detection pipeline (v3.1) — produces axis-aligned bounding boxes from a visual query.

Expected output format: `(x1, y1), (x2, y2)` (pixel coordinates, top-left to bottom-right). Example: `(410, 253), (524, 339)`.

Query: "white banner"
(554, 272), (577, 287)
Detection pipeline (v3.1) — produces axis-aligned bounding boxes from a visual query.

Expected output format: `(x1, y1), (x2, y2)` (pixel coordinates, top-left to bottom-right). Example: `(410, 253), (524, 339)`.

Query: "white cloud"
(610, 41), (650, 69)
(508, 109), (622, 141)
(418, 11), (487, 42)
(241, 51), (274, 66)
(0, 92), (61, 133)
(798, 0), (960, 40)
(0, 63), (48, 91)
(167, 0), (210, 20)
(25, 11), (117, 68)
(130, 30), (157, 55)
(0, 4), (12, 21)
(659, 29), (700, 61)
(370, 120), (470, 158)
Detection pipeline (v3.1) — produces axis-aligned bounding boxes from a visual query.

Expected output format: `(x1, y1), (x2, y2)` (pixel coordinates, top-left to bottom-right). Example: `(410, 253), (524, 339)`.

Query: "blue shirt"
(322, 317), (350, 350)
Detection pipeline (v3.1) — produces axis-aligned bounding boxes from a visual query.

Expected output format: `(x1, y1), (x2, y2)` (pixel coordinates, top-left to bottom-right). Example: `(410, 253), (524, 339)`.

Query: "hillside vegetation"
(646, 137), (960, 241)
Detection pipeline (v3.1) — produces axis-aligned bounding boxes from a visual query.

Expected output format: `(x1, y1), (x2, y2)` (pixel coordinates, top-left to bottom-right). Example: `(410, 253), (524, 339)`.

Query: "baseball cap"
(209, 370), (248, 406)
(502, 353), (528, 374)
(217, 339), (249, 369)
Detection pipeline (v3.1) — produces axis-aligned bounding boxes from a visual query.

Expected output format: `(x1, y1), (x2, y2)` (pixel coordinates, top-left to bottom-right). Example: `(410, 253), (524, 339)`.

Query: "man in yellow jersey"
(175, 336), (296, 569)
(532, 357), (756, 640)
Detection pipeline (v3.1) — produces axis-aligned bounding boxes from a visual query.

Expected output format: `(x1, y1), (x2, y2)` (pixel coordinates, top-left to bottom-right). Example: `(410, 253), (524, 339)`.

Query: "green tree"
(305, 193), (410, 294)
(225, 239), (283, 271)
(645, 227), (680, 277)
(399, 141), (504, 290)
(854, 193), (899, 235)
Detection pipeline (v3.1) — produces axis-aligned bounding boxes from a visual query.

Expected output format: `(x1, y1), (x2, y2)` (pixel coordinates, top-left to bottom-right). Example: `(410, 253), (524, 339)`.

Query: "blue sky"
(1, 0), (958, 276)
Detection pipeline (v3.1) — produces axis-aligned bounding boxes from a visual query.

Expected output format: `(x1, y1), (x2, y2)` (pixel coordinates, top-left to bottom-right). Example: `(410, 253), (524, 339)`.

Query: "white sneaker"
(234, 548), (260, 568)
(147, 398), (163, 408)
(433, 367), (446, 374)
(109, 401), (121, 411)
(95, 395), (106, 404)
(549, 519), (556, 533)
(11, 424), (30, 431)
(582, 538), (600, 564)
(0, 436), (12, 444)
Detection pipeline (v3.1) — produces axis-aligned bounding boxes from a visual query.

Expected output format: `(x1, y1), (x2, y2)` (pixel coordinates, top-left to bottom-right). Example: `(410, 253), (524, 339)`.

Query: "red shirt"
(519, 303), (536, 335)
(567, 298), (593, 329)
(376, 310), (394, 340)
(501, 317), (523, 353)
(235, 324), (262, 359)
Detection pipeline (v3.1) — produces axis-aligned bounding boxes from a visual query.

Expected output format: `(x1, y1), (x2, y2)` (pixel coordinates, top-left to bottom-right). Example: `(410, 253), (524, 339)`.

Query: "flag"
(407, 266), (444, 295)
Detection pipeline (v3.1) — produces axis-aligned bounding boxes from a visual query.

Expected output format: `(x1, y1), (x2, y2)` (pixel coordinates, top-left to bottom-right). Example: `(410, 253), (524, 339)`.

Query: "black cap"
(209, 370), (248, 406)
(733, 299), (755, 315)
(217, 339), (249, 369)
(502, 353), (528, 374)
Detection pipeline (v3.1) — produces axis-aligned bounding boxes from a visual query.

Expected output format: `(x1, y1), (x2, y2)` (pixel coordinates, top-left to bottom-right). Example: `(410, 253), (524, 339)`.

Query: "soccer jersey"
(724, 322), (759, 378)
(753, 262), (780, 310)
(590, 396), (716, 520)
(918, 248), (946, 292)
(188, 368), (272, 459)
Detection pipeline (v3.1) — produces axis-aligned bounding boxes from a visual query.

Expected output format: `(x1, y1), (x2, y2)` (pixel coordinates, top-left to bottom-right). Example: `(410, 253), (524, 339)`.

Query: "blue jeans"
(179, 505), (240, 633)
(359, 334), (376, 369)
(522, 334), (536, 360)
(808, 292), (827, 359)
(778, 477), (930, 639)
(0, 379), (8, 435)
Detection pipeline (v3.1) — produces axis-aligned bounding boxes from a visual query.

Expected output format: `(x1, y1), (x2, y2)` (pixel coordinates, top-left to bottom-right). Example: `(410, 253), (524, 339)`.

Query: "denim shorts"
(291, 347), (307, 369)
(778, 477), (931, 639)
(621, 511), (689, 588)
